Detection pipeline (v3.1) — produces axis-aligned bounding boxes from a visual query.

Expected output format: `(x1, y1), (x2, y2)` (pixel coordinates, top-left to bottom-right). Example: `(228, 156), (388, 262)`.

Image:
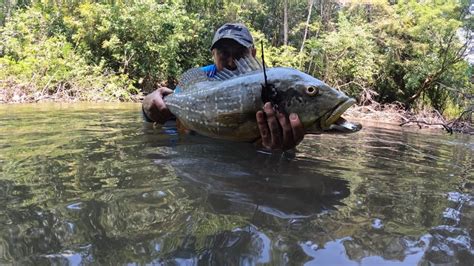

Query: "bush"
(303, 14), (379, 97)
(62, 1), (212, 91)
(0, 0), (472, 113)
(0, 6), (137, 102)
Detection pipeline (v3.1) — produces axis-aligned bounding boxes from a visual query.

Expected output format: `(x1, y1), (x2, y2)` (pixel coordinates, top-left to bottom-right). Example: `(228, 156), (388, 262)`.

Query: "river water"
(0, 103), (472, 265)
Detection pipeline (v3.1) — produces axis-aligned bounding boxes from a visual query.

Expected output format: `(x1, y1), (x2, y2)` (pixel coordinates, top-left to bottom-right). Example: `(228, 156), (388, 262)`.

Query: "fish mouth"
(307, 98), (362, 134)
(322, 98), (356, 128)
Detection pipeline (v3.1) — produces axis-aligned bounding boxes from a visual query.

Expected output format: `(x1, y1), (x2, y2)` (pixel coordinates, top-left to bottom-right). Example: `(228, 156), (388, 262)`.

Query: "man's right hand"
(142, 87), (174, 124)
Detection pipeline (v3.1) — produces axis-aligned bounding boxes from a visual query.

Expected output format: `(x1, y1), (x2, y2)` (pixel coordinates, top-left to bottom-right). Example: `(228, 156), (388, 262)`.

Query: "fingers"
(277, 111), (294, 150)
(289, 113), (305, 145)
(153, 92), (168, 112)
(159, 87), (173, 96)
(148, 87), (173, 124)
(256, 110), (271, 148)
(155, 87), (174, 109)
(263, 102), (282, 149)
(257, 102), (304, 151)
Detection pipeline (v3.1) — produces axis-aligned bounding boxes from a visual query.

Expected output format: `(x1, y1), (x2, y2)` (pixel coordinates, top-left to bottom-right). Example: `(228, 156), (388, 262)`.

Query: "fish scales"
(164, 56), (361, 141)
(165, 78), (262, 140)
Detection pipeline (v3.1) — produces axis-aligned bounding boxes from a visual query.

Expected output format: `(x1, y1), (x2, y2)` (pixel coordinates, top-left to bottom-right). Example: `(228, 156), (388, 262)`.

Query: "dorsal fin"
(178, 68), (211, 91)
(214, 56), (264, 81)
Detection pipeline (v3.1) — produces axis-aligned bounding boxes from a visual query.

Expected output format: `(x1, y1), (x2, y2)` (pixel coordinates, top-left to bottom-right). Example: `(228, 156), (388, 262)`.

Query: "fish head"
(268, 68), (362, 134)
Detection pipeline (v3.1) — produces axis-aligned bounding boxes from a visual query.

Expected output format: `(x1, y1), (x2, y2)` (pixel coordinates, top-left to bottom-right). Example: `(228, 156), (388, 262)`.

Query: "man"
(142, 23), (304, 151)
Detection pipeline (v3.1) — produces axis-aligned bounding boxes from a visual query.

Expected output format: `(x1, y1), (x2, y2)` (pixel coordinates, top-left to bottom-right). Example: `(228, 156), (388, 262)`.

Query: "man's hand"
(142, 87), (174, 124)
(256, 102), (305, 151)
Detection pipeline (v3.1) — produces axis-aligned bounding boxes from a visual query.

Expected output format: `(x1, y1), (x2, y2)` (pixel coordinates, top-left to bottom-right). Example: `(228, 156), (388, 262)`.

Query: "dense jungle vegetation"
(0, 0), (472, 118)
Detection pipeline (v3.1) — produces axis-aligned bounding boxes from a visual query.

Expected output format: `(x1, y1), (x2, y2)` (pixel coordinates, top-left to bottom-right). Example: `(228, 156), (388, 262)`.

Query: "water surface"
(0, 103), (472, 265)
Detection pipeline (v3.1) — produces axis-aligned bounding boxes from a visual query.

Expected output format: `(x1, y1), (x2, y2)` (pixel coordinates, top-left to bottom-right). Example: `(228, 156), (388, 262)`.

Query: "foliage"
(303, 13), (379, 97)
(374, 0), (473, 112)
(62, 1), (212, 91)
(0, 5), (137, 102)
(0, 0), (472, 114)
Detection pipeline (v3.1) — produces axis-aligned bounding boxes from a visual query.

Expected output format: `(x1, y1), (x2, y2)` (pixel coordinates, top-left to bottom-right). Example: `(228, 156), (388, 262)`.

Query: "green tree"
(375, 0), (472, 111)
(0, 0), (472, 116)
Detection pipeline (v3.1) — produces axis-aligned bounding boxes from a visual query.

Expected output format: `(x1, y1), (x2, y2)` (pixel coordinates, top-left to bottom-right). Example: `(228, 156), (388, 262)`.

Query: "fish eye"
(306, 86), (319, 96)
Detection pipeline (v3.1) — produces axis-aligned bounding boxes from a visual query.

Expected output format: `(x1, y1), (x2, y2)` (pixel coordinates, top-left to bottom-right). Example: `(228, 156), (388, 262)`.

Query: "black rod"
(261, 41), (268, 87)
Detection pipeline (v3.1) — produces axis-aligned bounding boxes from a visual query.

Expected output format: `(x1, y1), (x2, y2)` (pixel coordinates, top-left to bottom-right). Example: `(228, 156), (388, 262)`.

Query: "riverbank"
(0, 85), (143, 104)
(1, 91), (472, 135)
(345, 103), (473, 135)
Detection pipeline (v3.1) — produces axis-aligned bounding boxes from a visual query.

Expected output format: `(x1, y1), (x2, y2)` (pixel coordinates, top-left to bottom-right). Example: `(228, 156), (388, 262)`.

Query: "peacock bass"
(164, 56), (361, 141)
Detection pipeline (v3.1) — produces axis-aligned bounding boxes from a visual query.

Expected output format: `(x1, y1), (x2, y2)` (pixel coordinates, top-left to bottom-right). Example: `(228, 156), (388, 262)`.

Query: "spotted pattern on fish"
(164, 56), (358, 141)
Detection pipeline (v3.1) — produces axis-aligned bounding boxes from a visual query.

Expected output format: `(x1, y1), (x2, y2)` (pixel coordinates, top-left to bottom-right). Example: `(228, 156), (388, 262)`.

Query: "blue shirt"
(200, 64), (217, 78)
(142, 64), (217, 122)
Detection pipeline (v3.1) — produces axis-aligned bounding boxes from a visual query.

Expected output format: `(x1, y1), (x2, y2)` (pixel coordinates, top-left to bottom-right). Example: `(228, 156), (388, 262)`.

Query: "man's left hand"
(256, 102), (305, 151)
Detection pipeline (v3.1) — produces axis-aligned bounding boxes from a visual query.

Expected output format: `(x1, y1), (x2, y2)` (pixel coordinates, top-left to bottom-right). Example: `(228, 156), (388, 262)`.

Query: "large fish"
(164, 56), (361, 141)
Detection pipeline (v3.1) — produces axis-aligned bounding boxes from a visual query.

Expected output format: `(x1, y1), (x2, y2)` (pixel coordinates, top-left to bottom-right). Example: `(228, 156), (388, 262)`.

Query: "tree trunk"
(300, 0), (314, 53)
(283, 0), (288, 46)
(319, 0), (334, 31)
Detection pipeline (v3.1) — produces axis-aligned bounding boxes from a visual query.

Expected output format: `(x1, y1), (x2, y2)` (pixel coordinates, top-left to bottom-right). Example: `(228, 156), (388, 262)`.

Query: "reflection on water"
(157, 140), (350, 220)
(0, 103), (472, 265)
